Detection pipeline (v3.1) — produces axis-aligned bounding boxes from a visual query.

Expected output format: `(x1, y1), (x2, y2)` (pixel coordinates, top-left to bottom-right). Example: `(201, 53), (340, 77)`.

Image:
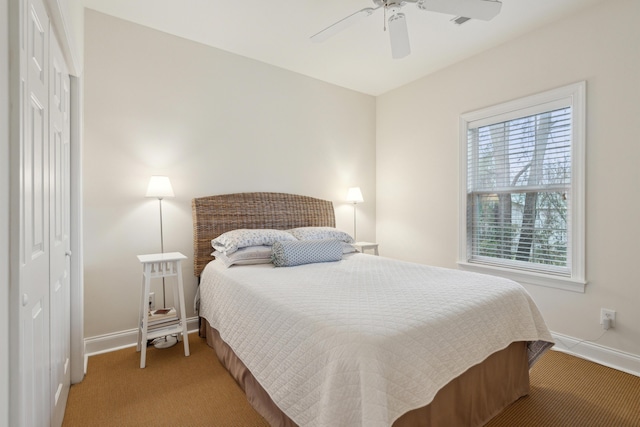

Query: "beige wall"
(83, 11), (376, 338)
(377, 0), (640, 359)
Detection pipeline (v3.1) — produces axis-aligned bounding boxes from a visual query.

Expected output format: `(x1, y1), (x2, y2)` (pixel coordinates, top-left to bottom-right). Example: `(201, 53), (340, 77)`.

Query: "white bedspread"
(199, 254), (553, 427)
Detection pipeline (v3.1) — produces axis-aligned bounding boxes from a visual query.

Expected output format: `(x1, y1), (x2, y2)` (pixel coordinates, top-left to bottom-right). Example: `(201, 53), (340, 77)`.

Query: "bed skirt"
(200, 318), (529, 426)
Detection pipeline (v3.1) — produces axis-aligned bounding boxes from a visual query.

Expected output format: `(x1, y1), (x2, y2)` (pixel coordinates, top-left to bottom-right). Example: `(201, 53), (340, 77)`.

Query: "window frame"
(458, 82), (586, 292)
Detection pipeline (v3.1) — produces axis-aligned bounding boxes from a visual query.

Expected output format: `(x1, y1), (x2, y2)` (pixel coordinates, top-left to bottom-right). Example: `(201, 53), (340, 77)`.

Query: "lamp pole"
(158, 196), (166, 307)
(352, 201), (358, 241)
(346, 187), (364, 242)
(145, 176), (177, 348)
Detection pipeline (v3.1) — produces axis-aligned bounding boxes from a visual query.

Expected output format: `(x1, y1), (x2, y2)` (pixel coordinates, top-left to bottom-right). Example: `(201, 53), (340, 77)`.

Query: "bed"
(192, 192), (554, 427)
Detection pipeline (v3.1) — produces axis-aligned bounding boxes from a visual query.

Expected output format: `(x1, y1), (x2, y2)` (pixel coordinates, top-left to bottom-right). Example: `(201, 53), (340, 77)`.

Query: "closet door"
(19, 0), (51, 424)
(49, 30), (71, 427)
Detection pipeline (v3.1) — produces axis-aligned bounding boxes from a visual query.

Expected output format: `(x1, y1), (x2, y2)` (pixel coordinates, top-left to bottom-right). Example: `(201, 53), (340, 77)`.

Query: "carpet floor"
(63, 334), (640, 426)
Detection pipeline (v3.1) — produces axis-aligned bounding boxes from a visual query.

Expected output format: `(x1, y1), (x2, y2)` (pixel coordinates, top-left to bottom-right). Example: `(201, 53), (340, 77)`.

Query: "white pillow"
(213, 245), (273, 268)
(342, 242), (357, 254)
(287, 227), (355, 244)
(212, 229), (296, 255)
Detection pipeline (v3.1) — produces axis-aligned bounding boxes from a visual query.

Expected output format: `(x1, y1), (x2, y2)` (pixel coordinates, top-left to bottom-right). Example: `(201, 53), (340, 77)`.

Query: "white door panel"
(50, 28), (71, 427)
(20, 0), (50, 424)
(22, 300), (48, 427)
(13, 0), (76, 425)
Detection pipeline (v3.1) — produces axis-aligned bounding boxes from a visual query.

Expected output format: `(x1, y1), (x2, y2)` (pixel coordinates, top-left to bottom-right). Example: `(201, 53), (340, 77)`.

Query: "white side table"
(136, 252), (190, 368)
(353, 242), (379, 255)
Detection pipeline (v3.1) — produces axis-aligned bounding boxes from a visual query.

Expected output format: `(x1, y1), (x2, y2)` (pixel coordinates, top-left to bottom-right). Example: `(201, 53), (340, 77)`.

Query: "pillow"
(213, 245), (273, 268)
(272, 239), (343, 267)
(212, 229), (296, 255)
(287, 227), (355, 244)
(342, 242), (357, 254)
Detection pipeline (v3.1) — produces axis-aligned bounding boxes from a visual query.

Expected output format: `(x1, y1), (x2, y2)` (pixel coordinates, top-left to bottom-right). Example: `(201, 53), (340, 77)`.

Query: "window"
(458, 82), (586, 292)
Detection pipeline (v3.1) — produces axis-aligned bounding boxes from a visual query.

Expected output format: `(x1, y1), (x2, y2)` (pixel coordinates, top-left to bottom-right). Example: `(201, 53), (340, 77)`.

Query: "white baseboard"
(84, 316), (200, 358)
(551, 332), (640, 378)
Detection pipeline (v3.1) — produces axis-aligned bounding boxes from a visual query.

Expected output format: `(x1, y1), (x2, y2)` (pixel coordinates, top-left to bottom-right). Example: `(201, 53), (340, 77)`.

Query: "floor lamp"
(346, 187), (364, 241)
(145, 175), (177, 348)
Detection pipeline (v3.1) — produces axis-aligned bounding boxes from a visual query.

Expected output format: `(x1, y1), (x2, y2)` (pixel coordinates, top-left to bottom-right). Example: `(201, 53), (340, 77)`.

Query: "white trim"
(569, 82), (587, 286)
(457, 261), (586, 292)
(69, 74), (84, 384)
(7, 1), (22, 426)
(1, 0), (11, 423)
(84, 317), (200, 358)
(462, 85), (582, 125)
(551, 332), (640, 378)
(467, 98), (572, 129)
(458, 82), (587, 291)
(44, 0), (81, 75)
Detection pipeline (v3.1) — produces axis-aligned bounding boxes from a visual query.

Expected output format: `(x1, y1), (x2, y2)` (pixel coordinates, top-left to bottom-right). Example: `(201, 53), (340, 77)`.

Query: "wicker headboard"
(192, 192), (336, 277)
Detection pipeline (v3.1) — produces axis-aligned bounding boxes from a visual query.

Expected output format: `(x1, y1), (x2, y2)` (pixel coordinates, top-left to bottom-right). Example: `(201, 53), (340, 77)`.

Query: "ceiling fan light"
(388, 12), (410, 59)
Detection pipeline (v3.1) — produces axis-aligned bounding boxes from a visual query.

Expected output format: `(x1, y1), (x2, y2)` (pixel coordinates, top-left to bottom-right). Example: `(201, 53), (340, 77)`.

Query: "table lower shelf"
(141, 320), (186, 341)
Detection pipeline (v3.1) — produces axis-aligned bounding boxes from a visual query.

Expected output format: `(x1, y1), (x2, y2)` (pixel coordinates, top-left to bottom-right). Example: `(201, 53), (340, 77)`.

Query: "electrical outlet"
(149, 292), (155, 310)
(600, 308), (616, 329)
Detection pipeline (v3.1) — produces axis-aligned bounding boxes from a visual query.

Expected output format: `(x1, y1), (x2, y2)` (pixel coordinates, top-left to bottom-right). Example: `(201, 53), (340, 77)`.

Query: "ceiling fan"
(310, 0), (503, 59)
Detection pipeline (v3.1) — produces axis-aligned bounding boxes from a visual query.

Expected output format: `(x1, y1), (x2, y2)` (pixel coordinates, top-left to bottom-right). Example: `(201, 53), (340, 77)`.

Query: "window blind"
(466, 107), (572, 276)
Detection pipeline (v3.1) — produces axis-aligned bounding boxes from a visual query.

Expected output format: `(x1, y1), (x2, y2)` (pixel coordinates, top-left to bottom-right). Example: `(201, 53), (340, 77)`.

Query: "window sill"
(457, 261), (586, 293)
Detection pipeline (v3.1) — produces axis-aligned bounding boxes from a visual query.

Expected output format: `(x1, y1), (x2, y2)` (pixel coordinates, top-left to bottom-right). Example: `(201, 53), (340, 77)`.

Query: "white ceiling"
(81, 0), (604, 96)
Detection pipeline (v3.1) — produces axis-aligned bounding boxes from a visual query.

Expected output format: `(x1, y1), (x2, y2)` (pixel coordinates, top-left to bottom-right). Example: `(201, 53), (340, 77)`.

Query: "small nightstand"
(136, 252), (190, 368)
(353, 242), (379, 256)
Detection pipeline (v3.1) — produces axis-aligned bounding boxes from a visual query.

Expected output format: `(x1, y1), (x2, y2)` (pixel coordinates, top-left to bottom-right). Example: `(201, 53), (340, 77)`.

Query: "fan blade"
(417, 0), (502, 21)
(311, 7), (380, 43)
(388, 12), (410, 59)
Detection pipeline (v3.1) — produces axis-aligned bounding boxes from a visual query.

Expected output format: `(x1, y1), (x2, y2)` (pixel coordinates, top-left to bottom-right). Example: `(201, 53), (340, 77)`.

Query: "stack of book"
(146, 307), (178, 330)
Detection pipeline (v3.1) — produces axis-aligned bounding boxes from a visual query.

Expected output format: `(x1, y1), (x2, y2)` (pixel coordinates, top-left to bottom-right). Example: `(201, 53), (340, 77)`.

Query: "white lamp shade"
(346, 187), (364, 203)
(145, 176), (175, 199)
